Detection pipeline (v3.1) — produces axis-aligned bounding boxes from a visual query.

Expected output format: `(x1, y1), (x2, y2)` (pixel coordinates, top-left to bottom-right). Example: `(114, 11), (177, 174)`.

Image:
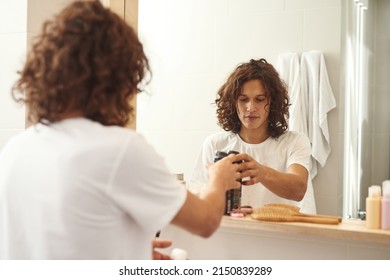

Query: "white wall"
(0, 0), (27, 150)
(137, 0), (342, 215)
(0, 0), (72, 150)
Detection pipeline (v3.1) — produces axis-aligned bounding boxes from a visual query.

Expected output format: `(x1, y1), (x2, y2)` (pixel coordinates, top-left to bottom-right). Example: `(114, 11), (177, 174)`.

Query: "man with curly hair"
(191, 59), (316, 214)
(0, 1), (247, 259)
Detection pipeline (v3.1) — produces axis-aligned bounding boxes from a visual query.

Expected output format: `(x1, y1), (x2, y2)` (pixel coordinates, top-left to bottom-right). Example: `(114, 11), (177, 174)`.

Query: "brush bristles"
(251, 204), (340, 224)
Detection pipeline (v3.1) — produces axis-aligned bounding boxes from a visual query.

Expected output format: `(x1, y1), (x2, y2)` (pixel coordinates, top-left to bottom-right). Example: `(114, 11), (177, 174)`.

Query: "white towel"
(277, 53), (308, 135)
(301, 51), (336, 176)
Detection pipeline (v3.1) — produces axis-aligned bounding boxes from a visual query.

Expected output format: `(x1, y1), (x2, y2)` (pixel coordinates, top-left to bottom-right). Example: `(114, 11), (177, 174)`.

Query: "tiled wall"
(137, 0), (343, 215)
(0, 0), (27, 150)
(0, 0), (72, 150)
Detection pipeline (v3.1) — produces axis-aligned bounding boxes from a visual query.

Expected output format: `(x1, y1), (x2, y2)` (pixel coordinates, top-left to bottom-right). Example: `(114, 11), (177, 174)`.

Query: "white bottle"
(381, 180), (390, 230)
(171, 248), (188, 260)
(366, 185), (381, 229)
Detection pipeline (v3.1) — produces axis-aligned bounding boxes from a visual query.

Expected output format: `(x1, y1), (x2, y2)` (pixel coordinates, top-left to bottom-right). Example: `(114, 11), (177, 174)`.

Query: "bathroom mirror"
(342, 0), (390, 219)
(136, 0), (390, 217)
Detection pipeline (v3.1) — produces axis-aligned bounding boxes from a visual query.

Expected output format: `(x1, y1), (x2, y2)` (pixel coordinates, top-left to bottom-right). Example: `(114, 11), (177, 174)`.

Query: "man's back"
(0, 118), (186, 259)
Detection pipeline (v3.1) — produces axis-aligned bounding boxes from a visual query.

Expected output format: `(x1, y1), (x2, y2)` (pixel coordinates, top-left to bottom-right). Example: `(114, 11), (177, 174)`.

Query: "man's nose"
(246, 101), (257, 112)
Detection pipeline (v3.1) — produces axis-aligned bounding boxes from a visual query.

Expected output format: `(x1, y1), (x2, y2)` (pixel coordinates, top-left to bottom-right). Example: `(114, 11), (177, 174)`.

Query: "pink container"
(382, 180), (390, 230)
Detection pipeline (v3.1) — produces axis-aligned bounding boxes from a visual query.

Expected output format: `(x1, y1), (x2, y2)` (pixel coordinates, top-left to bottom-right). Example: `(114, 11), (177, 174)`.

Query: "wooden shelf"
(220, 216), (390, 245)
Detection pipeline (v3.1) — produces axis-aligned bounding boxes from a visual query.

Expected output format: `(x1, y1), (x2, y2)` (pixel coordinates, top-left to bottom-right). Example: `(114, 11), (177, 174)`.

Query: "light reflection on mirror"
(342, 0), (390, 219)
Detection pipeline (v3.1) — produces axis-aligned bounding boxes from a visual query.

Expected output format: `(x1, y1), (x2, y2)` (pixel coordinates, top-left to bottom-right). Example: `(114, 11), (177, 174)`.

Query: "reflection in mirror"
(137, 0), (342, 216)
(342, 0), (390, 219)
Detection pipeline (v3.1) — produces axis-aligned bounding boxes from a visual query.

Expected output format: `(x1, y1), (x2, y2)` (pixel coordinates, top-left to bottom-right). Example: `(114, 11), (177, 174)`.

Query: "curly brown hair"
(215, 58), (289, 138)
(12, 0), (150, 127)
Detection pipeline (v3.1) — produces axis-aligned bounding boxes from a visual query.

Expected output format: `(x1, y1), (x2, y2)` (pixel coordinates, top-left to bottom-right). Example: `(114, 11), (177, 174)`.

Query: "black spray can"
(214, 150), (242, 215)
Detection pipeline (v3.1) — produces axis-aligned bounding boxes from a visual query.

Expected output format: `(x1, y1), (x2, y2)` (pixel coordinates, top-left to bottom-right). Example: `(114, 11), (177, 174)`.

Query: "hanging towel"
(277, 53), (308, 135)
(300, 51), (336, 177)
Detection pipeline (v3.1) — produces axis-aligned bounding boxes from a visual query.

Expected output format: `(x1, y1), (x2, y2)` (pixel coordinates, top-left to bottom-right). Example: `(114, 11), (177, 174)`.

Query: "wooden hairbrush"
(251, 205), (340, 224)
(264, 203), (342, 222)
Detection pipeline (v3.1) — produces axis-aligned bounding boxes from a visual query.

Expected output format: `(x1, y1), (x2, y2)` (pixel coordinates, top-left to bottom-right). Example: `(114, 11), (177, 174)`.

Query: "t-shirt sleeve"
(107, 134), (187, 234)
(287, 133), (311, 172)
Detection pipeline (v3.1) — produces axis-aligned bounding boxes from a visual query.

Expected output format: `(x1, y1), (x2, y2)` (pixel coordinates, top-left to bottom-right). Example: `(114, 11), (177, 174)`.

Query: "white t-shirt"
(0, 118), (187, 259)
(190, 131), (316, 214)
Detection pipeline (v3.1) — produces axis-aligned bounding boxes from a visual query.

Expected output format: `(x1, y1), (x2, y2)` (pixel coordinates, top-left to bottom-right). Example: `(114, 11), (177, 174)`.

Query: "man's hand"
(152, 239), (172, 260)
